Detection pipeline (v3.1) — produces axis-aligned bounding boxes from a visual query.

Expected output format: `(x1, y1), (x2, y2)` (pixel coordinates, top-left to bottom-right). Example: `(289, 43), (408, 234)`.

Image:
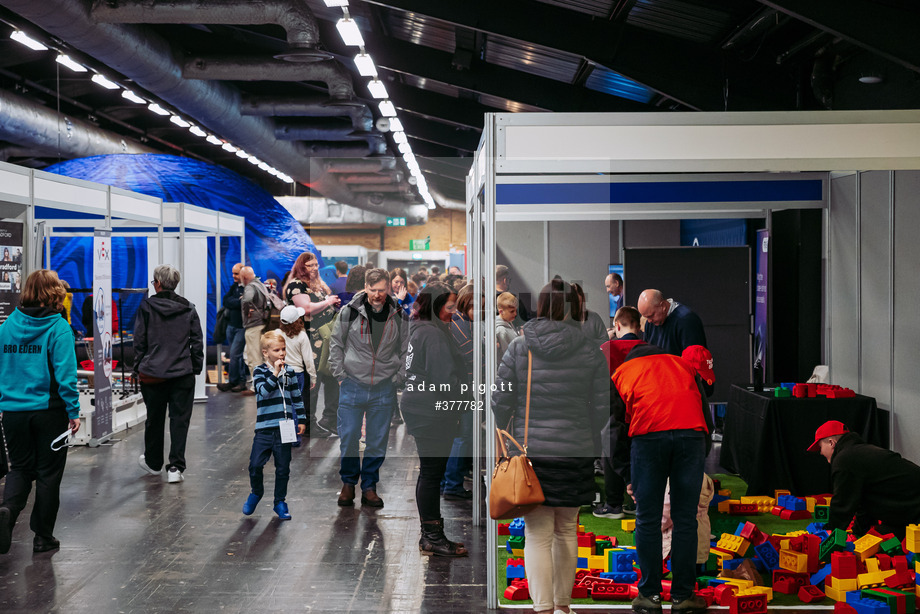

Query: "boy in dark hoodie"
(134, 264), (203, 485)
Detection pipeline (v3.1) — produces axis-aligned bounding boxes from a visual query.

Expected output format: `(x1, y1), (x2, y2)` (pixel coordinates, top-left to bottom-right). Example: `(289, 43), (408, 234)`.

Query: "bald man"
(218, 263), (247, 392)
(239, 266), (270, 395)
(636, 289), (706, 356)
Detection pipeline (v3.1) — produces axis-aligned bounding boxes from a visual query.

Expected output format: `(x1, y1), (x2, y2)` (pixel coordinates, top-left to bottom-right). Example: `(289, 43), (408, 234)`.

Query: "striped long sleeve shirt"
(252, 363), (305, 431)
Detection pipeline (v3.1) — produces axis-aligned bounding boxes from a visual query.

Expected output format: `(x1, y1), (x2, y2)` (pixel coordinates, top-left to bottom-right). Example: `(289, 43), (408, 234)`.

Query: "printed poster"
(0, 221), (24, 324)
(754, 229), (769, 373)
(92, 230), (113, 441)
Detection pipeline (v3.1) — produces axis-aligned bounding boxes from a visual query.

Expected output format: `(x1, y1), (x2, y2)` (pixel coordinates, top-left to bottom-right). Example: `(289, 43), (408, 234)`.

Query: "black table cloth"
(720, 384), (887, 496)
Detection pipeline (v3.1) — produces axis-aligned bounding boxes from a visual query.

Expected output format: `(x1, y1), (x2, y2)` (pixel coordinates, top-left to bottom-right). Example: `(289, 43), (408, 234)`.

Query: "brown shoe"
(239, 389), (256, 396)
(361, 489), (384, 508)
(337, 484), (355, 507)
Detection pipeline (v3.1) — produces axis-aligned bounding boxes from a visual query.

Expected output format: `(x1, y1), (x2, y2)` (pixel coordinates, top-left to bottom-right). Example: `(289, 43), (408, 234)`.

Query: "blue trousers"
(248, 429), (292, 504)
(631, 429), (706, 601)
(337, 377), (395, 491)
(225, 324), (246, 385)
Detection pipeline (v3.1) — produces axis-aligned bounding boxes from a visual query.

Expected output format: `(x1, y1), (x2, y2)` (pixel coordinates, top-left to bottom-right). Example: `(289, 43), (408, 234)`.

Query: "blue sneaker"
(273, 501), (291, 520)
(242, 493), (261, 515)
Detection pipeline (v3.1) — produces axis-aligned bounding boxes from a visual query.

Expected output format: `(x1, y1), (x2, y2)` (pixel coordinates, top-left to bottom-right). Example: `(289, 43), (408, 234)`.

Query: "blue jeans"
(337, 377), (395, 491)
(631, 429), (706, 601)
(225, 324), (246, 385)
(248, 429), (292, 504)
(441, 410), (473, 494)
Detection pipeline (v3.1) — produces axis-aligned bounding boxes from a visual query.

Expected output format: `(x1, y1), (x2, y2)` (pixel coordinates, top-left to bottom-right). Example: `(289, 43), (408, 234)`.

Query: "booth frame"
(469, 110), (920, 610)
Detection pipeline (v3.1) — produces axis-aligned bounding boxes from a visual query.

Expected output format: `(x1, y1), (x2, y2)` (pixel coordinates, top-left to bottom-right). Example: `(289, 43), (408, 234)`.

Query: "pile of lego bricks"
(772, 382), (855, 398)
(497, 479), (919, 611)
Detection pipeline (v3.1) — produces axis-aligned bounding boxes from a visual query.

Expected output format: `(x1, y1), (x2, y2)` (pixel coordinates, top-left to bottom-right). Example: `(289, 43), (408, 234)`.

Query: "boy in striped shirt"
(242, 330), (306, 520)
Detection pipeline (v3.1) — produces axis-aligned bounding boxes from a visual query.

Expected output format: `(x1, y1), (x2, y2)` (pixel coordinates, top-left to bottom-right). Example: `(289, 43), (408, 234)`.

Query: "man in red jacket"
(612, 344), (710, 614)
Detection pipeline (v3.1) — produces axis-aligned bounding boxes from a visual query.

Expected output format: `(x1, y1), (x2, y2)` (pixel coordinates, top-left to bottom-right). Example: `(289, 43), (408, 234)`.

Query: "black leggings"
(414, 436), (454, 522)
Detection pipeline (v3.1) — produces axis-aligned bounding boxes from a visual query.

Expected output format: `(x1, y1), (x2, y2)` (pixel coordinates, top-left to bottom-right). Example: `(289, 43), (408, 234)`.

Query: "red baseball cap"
(806, 420), (850, 452)
(681, 345), (715, 385)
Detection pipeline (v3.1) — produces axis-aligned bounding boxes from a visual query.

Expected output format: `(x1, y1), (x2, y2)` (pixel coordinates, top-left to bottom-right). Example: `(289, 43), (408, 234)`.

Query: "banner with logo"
(754, 229), (770, 374)
(92, 230), (113, 441)
(0, 221), (24, 324)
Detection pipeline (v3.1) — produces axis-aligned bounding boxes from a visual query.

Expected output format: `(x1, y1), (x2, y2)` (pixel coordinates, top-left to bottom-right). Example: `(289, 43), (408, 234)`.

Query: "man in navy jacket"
(637, 289), (706, 356)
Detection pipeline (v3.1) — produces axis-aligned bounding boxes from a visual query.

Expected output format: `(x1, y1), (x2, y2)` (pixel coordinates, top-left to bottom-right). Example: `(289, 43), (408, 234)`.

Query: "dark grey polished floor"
(0, 388), (487, 614)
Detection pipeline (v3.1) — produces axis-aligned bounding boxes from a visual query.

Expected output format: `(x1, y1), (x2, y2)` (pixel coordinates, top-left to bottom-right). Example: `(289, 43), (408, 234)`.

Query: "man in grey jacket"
(134, 264), (203, 484)
(328, 268), (408, 508)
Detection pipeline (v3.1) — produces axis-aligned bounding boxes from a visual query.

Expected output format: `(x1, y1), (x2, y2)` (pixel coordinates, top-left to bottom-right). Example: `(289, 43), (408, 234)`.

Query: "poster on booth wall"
(92, 230), (113, 442)
(753, 229), (769, 379)
(0, 221), (24, 324)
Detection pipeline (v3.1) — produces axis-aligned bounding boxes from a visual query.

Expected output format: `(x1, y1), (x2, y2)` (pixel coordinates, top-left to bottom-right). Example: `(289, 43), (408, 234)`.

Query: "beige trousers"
(523, 504), (580, 611)
(244, 326), (263, 376)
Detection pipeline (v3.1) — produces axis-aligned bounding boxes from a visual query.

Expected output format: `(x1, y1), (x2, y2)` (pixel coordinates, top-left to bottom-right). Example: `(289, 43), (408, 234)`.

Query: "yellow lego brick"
(906, 524), (920, 553)
(737, 587), (774, 602)
(587, 555), (608, 571)
(511, 548), (525, 557)
(830, 577), (858, 592)
(780, 539), (791, 551)
(857, 569), (896, 588)
(710, 548), (732, 561)
(723, 578), (755, 590)
(805, 497), (816, 513)
(779, 550), (809, 573)
(853, 534), (883, 561)
(716, 534), (750, 557)
(718, 499), (740, 513)
(719, 489), (732, 497)
(621, 519), (635, 532)
(578, 524), (585, 533)
(825, 585), (845, 602)
(578, 546), (593, 558)
(865, 558), (880, 573)
(774, 489), (791, 500)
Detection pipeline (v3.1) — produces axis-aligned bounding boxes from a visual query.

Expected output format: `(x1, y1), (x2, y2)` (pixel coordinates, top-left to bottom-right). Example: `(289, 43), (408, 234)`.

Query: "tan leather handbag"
(489, 351), (544, 520)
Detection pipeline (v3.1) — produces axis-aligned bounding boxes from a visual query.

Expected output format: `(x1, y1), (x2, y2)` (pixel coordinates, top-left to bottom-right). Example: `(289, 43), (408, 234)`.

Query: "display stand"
(469, 110), (920, 609)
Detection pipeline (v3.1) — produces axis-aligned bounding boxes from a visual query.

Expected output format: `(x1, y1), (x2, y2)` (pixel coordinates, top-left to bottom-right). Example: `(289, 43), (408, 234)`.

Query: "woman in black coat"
(400, 282), (468, 557)
(493, 278), (610, 614)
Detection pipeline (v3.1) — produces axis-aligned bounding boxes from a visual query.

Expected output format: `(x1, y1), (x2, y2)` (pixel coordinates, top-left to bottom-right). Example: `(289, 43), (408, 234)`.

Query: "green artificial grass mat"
(497, 473), (824, 607)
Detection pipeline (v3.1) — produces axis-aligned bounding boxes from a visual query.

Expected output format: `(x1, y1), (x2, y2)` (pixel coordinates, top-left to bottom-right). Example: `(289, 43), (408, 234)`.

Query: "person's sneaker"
(242, 493), (261, 515)
(311, 421), (332, 439)
(317, 418), (338, 436)
(443, 489), (473, 501)
(167, 467), (184, 483)
(231, 383), (247, 393)
(361, 489), (384, 508)
(593, 458), (604, 477)
(623, 499), (637, 515)
(0, 507), (11, 554)
(592, 503), (624, 519)
(632, 593), (662, 614)
(554, 609), (577, 614)
(671, 594), (707, 614)
(138, 454), (161, 476)
(33, 535), (60, 553)
(273, 501), (291, 520)
(216, 382), (235, 392)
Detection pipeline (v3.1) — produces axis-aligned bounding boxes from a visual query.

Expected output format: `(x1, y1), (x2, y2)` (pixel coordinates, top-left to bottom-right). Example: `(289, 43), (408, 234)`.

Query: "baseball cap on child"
(279, 305), (305, 324)
(806, 420), (849, 453)
(681, 345), (715, 385)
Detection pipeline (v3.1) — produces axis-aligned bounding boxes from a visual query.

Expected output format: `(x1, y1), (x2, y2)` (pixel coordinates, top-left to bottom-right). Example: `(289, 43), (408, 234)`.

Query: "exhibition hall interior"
(1, 1), (920, 612)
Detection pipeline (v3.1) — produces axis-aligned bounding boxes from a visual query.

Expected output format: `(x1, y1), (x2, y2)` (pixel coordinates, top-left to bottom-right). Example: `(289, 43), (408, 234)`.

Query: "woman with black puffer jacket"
(493, 278), (610, 614)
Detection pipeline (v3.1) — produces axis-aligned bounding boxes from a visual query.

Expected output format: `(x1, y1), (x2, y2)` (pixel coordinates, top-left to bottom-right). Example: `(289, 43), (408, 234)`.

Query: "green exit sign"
(386, 217), (406, 227)
(410, 239), (430, 250)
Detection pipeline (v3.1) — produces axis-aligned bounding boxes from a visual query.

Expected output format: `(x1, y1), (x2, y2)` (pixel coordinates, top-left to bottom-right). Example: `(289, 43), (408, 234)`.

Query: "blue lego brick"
(509, 518), (526, 537)
(707, 578), (730, 586)
(506, 566), (526, 586)
(754, 541), (780, 570)
(600, 571), (638, 583)
(907, 552), (915, 566)
(810, 564), (832, 587)
(751, 556), (767, 573)
(711, 494), (729, 507)
(780, 382), (796, 390)
(807, 522), (827, 534)
(847, 596), (889, 614)
(577, 557), (588, 568)
(608, 550), (638, 572)
(722, 558), (746, 570)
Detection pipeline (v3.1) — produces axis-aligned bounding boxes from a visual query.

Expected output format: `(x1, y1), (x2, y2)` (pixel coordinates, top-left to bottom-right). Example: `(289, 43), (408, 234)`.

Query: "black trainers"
(0, 507), (11, 554)
(592, 503), (624, 519)
(33, 535), (60, 553)
(216, 382), (235, 392)
(672, 595), (707, 614)
(623, 499), (637, 515)
(632, 593), (662, 614)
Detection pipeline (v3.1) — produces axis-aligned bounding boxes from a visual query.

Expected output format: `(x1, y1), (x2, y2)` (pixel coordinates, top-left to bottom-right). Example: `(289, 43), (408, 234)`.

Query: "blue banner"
(754, 230), (770, 371)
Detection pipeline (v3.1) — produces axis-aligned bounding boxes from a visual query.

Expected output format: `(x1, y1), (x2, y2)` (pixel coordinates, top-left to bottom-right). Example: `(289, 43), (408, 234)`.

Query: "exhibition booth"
(466, 110), (920, 608)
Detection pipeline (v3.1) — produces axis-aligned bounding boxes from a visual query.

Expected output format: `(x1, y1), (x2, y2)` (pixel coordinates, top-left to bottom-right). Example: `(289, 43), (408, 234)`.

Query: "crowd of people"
(3, 258), (920, 614)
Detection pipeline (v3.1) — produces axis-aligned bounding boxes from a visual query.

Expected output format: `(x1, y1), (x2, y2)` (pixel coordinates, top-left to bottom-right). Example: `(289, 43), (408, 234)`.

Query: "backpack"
(213, 306), (229, 344)
(260, 288), (285, 332)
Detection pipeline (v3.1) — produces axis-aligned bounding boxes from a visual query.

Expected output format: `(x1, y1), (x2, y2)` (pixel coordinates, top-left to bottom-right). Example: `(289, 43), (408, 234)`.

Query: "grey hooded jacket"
(328, 291), (408, 387)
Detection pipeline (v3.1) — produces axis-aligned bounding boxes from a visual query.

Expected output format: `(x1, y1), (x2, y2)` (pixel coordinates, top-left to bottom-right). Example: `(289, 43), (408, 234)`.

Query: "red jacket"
(612, 353), (708, 438)
(601, 338), (644, 376)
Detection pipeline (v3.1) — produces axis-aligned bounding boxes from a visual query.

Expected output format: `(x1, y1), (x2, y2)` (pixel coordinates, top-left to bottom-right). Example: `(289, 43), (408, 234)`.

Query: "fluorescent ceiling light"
(248, 157), (262, 165)
(206, 135), (223, 145)
(189, 125), (207, 137)
(258, 162), (271, 171)
(388, 118), (404, 132)
(378, 100), (396, 117)
(235, 149), (250, 159)
(280, 174), (294, 184)
(169, 115), (191, 128)
(336, 17), (364, 46)
(221, 142), (239, 153)
(148, 102), (170, 116)
(367, 79), (388, 99)
(397, 141), (411, 154)
(91, 73), (119, 90)
(10, 30), (47, 51)
(323, 0), (349, 6)
(122, 89), (145, 104)
(354, 53), (376, 77)
(56, 54), (87, 73)
(392, 131), (407, 144)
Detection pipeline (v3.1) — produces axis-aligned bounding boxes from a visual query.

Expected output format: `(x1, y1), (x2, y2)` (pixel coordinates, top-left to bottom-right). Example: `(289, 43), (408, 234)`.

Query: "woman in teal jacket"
(0, 269), (80, 555)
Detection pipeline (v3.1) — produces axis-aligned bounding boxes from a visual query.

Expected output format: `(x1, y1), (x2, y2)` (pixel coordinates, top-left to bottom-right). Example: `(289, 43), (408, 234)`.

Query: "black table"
(720, 384), (888, 496)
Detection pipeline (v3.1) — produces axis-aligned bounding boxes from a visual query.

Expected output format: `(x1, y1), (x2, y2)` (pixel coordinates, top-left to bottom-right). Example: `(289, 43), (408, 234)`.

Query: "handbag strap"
(523, 350), (533, 451)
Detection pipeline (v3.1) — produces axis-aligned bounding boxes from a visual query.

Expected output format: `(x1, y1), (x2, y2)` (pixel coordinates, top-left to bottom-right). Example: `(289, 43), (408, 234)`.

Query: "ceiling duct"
(241, 94), (372, 132)
(184, 57), (355, 99)
(0, 0), (423, 220)
(338, 174), (400, 185)
(91, 0), (331, 62)
(0, 87), (157, 157)
(295, 141), (384, 157)
(324, 158), (396, 173)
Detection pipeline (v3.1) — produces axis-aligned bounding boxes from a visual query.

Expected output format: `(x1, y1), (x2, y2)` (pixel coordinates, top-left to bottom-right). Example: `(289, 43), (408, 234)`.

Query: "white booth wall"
(828, 170), (920, 461)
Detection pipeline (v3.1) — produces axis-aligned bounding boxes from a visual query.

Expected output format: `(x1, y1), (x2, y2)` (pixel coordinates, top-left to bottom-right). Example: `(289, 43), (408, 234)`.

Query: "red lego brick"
(577, 533), (596, 547)
(714, 583), (739, 605)
(577, 576), (613, 589)
(892, 556), (909, 573)
(506, 557), (524, 567)
(698, 587), (716, 607)
(771, 506), (785, 516)
(571, 585), (588, 599)
(730, 593), (768, 614)
(798, 585), (826, 603)
(832, 551), (860, 579)
(883, 570), (914, 589)
(591, 583), (633, 600)
(504, 582), (530, 600)
(877, 554), (892, 571)
(575, 570), (591, 582)
(834, 603), (859, 614)
(498, 523), (511, 535)
(729, 503), (760, 515)
(868, 588), (909, 614)
(772, 578), (797, 595)
(773, 570), (810, 589)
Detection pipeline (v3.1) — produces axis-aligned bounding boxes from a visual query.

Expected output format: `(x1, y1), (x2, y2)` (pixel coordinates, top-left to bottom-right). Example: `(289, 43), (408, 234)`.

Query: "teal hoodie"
(0, 307), (80, 419)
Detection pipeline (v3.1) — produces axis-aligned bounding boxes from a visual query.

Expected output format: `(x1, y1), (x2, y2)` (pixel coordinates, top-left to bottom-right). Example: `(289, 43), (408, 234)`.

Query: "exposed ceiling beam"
(361, 0), (722, 110)
(757, 0), (920, 73)
(383, 79), (489, 131)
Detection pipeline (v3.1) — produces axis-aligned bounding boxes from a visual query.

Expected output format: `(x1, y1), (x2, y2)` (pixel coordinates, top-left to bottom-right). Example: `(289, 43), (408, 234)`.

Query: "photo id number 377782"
(434, 401), (484, 411)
